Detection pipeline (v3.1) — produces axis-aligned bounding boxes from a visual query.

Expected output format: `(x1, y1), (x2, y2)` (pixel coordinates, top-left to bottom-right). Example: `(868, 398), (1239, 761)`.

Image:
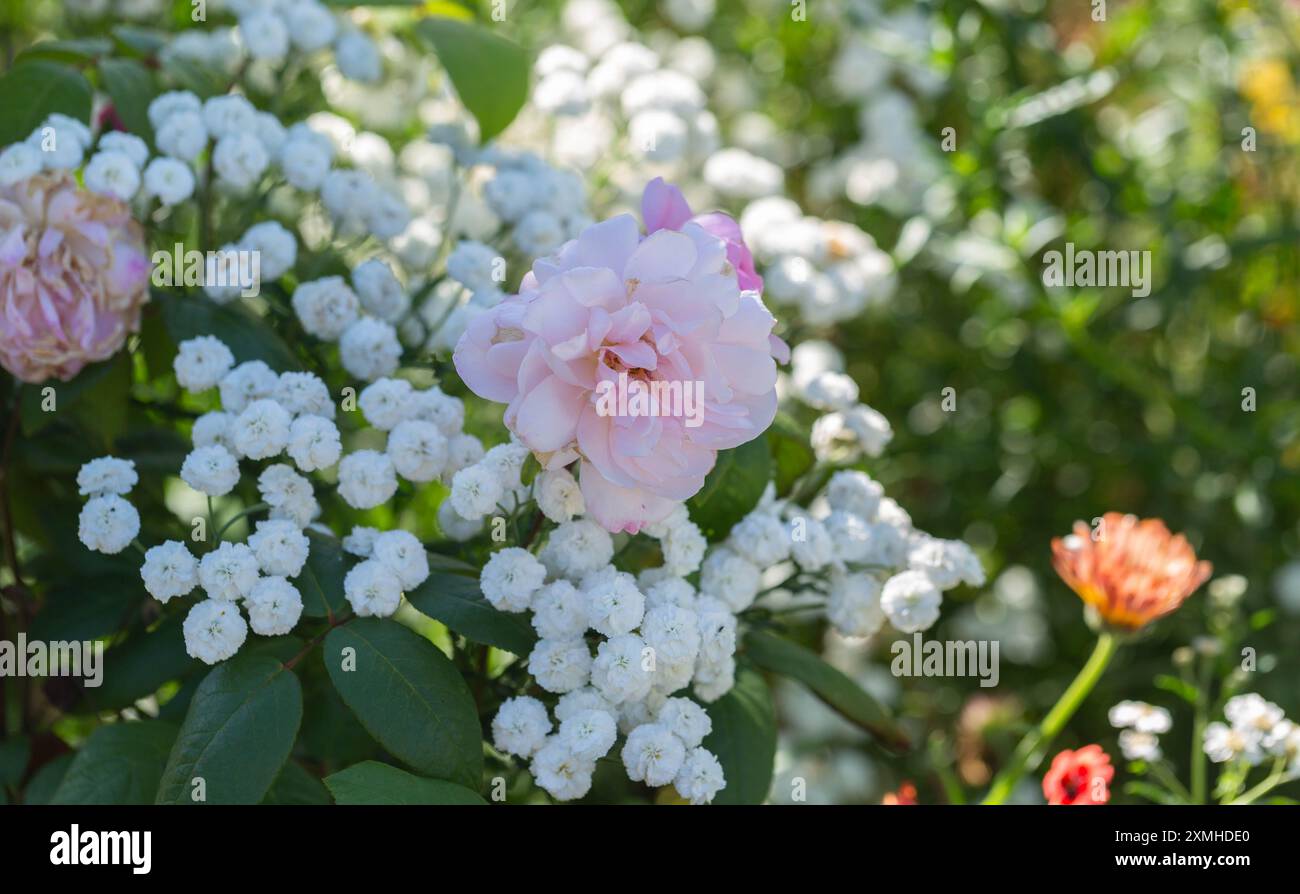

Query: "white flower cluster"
(223, 0), (382, 84)
(75, 456), (141, 555)
(480, 500), (729, 802)
(290, 262), (408, 381)
(1203, 693), (1300, 770)
(786, 340), (895, 463)
(738, 467), (983, 639)
(1108, 700), (1173, 761)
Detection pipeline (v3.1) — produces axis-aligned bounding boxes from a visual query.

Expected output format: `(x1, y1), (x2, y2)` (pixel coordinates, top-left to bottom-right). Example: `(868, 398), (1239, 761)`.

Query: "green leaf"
(520, 452), (540, 486)
(299, 531), (350, 619)
(99, 57), (158, 142)
(156, 654), (303, 804)
(325, 761), (487, 805)
(324, 619), (483, 789)
(111, 26), (169, 57)
(416, 18), (529, 143)
(0, 736), (30, 786)
(21, 354), (131, 443)
(52, 721), (178, 804)
(23, 754), (75, 805)
(156, 289), (302, 371)
(16, 38), (112, 66)
(767, 412), (816, 497)
(83, 613), (200, 712)
(1154, 674), (1198, 705)
(29, 574), (140, 642)
(262, 760), (332, 805)
(406, 569), (536, 655)
(687, 436), (772, 541)
(744, 630), (910, 751)
(702, 666), (776, 805)
(0, 61), (93, 146)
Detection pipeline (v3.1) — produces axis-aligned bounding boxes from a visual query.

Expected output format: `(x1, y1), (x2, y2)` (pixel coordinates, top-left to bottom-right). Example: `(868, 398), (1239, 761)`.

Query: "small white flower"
(84, 151), (141, 201)
(287, 414), (342, 472)
(213, 132), (269, 191)
(274, 371), (334, 418)
(140, 540), (200, 603)
(492, 696), (552, 758)
(641, 605), (701, 667)
(231, 398), (292, 460)
(246, 575), (304, 636)
(787, 512), (833, 572)
(372, 529), (429, 590)
(286, 0), (337, 51)
(192, 411), (234, 450)
(77, 494), (139, 554)
(247, 519), (310, 577)
(1225, 693), (1285, 736)
(528, 638), (592, 693)
(1204, 721), (1264, 765)
(335, 29), (382, 83)
(240, 11), (289, 60)
(674, 747), (725, 804)
(826, 511), (907, 567)
(661, 522), (707, 577)
(387, 420), (448, 483)
(555, 687), (614, 723)
(344, 559), (403, 617)
(622, 722), (687, 787)
(698, 546), (761, 612)
(0, 143), (42, 186)
(240, 221), (297, 281)
(337, 450), (398, 510)
(479, 547), (546, 612)
(530, 736), (594, 801)
(181, 445), (240, 497)
(358, 377), (414, 431)
(826, 470), (884, 519)
(445, 433), (486, 476)
(880, 570), (942, 633)
(826, 571), (885, 638)
(351, 258), (407, 322)
(148, 90), (202, 130)
(531, 580), (589, 640)
(436, 500), (482, 542)
(410, 388), (465, 438)
(540, 519), (614, 580)
(907, 536), (985, 590)
(258, 463), (313, 508)
(183, 599), (248, 665)
(198, 541), (260, 602)
(582, 566), (645, 637)
(77, 456), (138, 497)
(643, 576), (696, 610)
(202, 94), (258, 140)
(339, 317), (401, 381)
(97, 131), (148, 168)
(342, 525), (380, 558)
(656, 697), (711, 749)
(446, 240), (502, 293)
(219, 360), (278, 413)
(1118, 729), (1162, 762)
(536, 469), (584, 523)
(450, 463), (504, 519)
(728, 510), (790, 568)
(280, 136), (332, 191)
(558, 708), (617, 760)
(174, 336), (235, 393)
(1108, 700), (1173, 735)
(155, 111), (207, 162)
(591, 633), (654, 705)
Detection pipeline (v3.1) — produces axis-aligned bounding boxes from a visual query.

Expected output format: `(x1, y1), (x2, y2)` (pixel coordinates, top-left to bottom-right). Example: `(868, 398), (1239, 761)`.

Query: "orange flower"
(1042, 745), (1113, 805)
(881, 782), (918, 805)
(1050, 512), (1212, 631)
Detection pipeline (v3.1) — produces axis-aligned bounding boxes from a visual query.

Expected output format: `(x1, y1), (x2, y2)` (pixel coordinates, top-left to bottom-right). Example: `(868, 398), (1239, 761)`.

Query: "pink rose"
(641, 177), (764, 294)
(0, 172), (150, 383)
(454, 180), (784, 533)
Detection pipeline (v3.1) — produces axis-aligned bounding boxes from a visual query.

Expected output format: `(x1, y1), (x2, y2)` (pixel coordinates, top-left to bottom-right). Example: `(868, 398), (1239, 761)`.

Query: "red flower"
(882, 782), (918, 805)
(1042, 745), (1113, 805)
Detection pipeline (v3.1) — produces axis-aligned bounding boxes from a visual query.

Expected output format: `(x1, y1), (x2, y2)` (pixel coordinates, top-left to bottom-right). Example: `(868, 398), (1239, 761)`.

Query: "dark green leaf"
(16, 38), (112, 66)
(687, 436), (772, 541)
(156, 654), (303, 804)
(702, 666), (776, 805)
(82, 613), (199, 712)
(156, 289), (302, 371)
(767, 411), (816, 497)
(99, 57), (158, 142)
(53, 721), (177, 804)
(299, 531), (349, 619)
(325, 761), (487, 805)
(262, 760), (332, 804)
(520, 452), (540, 486)
(744, 630), (910, 751)
(406, 569), (536, 655)
(324, 619), (482, 789)
(29, 575), (140, 642)
(23, 754), (75, 804)
(416, 18), (529, 142)
(112, 26), (169, 57)
(0, 736), (30, 786)
(0, 61), (93, 146)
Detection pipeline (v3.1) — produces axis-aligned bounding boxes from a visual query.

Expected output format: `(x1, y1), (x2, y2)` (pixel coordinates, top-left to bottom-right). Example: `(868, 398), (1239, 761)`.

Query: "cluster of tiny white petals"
(1203, 694), (1298, 770)
(76, 457), (140, 554)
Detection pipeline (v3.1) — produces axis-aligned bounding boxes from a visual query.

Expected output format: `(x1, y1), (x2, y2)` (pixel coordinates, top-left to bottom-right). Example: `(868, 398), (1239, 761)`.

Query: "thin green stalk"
(1227, 760), (1296, 806)
(215, 502), (269, 541)
(983, 632), (1118, 804)
(1190, 654), (1211, 804)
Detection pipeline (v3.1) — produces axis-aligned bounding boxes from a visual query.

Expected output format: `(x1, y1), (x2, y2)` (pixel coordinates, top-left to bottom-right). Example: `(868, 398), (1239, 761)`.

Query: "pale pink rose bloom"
(455, 181), (784, 534)
(0, 172), (150, 383)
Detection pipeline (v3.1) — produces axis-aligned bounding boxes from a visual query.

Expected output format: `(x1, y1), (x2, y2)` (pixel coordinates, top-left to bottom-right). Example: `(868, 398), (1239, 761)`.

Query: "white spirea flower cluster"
(75, 456), (141, 555)
(482, 500), (728, 803)
(141, 336), (460, 662)
(1203, 694), (1300, 770)
(787, 340), (895, 463)
(290, 264), (408, 382)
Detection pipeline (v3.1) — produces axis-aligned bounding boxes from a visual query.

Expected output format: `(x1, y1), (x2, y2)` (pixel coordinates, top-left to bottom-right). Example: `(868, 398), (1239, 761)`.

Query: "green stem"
(215, 502), (269, 541)
(1227, 761), (1296, 806)
(982, 632), (1118, 804)
(1190, 655), (1211, 804)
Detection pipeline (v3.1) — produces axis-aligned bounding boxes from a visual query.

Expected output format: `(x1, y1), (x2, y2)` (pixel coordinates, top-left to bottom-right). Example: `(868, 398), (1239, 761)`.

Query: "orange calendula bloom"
(1050, 512), (1212, 631)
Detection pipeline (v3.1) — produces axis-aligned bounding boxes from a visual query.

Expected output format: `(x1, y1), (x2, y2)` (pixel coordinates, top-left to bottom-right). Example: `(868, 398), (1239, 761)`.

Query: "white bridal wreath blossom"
(18, 0), (993, 806)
